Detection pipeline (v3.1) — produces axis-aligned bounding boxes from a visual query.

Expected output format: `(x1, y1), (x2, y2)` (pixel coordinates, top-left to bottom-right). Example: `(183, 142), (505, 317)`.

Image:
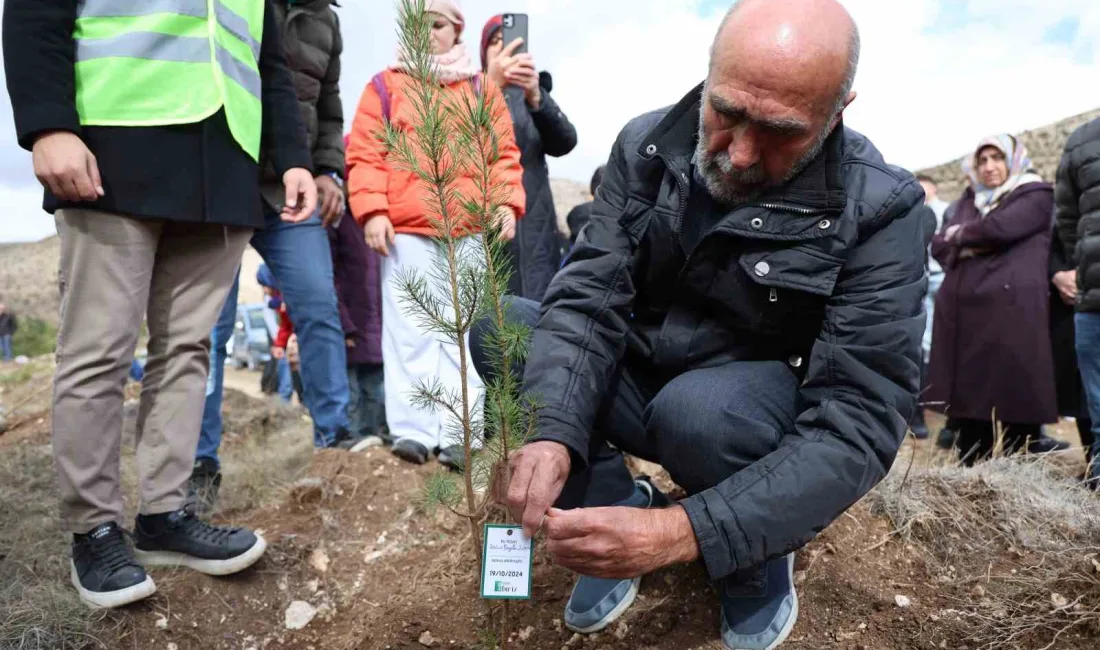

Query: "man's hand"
(364, 214), (396, 256)
(1053, 269), (1078, 306)
(498, 440), (571, 537)
(494, 206), (517, 242)
(281, 168), (318, 223)
(316, 174), (345, 226)
(272, 346), (286, 360)
(32, 131), (104, 202)
(545, 504), (700, 579)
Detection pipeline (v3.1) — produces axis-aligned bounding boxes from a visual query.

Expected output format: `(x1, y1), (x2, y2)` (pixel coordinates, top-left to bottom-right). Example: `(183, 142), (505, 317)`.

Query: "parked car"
(231, 303), (271, 371)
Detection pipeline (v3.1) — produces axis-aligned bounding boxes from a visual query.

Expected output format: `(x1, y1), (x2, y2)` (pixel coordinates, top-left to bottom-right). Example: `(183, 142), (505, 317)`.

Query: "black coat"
(0, 313), (16, 337)
(1049, 226), (1087, 418)
(524, 84), (926, 579)
(3, 0), (310, 229)
(1056, 117), (1100, 312)
(502, 73), (578, 300)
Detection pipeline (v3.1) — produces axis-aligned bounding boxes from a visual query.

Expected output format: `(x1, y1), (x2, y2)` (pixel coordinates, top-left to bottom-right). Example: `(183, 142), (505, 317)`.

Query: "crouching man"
(471, 1), (925, 648)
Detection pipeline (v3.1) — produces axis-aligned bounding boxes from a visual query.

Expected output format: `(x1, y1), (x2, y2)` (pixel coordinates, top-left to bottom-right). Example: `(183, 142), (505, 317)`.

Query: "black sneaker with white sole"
(71, 522), (157, 609)
(133, 509), (266, 576)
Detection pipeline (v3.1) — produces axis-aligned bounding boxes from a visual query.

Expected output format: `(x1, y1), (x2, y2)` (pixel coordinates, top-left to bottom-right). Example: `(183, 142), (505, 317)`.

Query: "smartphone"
(501, 13), (529, 54)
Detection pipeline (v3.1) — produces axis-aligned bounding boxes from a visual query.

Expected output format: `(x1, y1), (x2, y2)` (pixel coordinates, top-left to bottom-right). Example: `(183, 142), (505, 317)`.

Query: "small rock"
(858, 622), (867, 630)
(970, 584), (986, 598)
(155, 615), (169, 630)
(418, 631), (435, 647)
(793, 570), (807, 586)
(365, 550), (384, 563)
(894, 595), (911, 608)
(1091, 557), (1100, 574)
(310, 548), (330, 574)
(167, 644), (178, 650)
(613, 622), (629, 640)
(306, 579), (320, 593)
(285, 601), (317, 630)
(566, 633), (583, 647)
(1051, 592), (1068, 609)
(518, 626), (534, 642)
(551, 618), (562, 632)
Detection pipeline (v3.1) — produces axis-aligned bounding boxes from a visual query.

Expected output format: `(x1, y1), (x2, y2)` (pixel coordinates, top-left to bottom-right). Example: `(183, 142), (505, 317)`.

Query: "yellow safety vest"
(73, 0), (264, 161)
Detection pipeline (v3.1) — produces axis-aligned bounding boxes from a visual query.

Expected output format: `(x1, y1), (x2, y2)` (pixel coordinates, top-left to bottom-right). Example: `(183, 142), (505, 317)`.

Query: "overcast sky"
(1, 0), (1099, 242)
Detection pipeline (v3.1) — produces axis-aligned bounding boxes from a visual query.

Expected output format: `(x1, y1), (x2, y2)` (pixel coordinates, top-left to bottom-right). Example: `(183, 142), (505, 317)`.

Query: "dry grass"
(0, 357), (316, 649)
(870, 456), (1100, 649)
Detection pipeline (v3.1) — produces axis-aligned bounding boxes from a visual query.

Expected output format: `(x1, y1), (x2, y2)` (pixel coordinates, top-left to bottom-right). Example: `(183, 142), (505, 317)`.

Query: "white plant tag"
(480, 525), (533, 600)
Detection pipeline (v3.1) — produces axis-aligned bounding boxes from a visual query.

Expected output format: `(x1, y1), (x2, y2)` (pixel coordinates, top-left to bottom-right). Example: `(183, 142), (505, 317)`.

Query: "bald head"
(694, 0), (860, 203)
(713, 0), (859, 114)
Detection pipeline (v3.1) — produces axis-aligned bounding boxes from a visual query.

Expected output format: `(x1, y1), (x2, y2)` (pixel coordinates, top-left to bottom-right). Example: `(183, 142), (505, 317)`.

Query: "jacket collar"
(637, 82), (848, 213)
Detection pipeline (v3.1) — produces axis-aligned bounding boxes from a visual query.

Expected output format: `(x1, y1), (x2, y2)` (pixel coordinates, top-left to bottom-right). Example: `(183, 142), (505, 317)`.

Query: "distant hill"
(917, 108), (1100, 200)
(0, 179), (593, 327)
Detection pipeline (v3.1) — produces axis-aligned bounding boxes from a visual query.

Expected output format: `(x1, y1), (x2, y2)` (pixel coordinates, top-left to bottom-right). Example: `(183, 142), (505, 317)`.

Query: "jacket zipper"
(753, 202), (823, 216)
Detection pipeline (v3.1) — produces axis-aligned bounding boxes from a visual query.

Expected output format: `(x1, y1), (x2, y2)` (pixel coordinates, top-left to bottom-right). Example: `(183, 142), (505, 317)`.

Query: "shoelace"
(174, 510), (239, 545)
(85, 526), (137, 576)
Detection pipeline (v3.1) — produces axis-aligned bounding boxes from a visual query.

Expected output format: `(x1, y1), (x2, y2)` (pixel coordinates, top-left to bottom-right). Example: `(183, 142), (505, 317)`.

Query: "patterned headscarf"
(961, 134), (1041, 215)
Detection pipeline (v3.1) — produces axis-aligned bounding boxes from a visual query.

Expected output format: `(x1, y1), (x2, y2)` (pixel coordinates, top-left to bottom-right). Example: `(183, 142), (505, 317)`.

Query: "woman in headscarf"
(346, 0), (526, 468)
(480, 15), (577, 300)
(925, 134), (1058, 465)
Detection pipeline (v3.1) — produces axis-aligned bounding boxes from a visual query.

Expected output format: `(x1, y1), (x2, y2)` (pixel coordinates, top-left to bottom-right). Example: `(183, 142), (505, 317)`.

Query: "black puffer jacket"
(1055, 117), (1100, 312)
(264, 0), (344, 183)
(524, 84), (926, 579)
(503, 72), (578, 300)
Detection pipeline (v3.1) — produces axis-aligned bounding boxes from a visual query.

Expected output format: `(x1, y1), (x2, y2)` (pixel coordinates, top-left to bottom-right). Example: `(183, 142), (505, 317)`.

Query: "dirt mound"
(3, 355), (1098, 650)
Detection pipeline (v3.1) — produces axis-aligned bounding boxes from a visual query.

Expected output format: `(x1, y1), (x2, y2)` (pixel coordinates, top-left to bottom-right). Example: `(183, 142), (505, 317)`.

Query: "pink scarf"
(391, 42), (480, 85)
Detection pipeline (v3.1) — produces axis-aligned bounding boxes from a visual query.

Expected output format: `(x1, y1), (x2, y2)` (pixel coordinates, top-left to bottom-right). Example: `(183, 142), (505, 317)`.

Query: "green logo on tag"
(494, 580), (505, 592)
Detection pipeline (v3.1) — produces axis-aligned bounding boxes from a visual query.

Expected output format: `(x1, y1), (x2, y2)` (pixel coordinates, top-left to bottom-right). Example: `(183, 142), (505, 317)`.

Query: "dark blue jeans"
(196, 211), (350, 467)
(1074, 312), (1100, 476)
(0, 334), (11, 361)
(347, 363), (386, 438)
(470, 297), (800, 512)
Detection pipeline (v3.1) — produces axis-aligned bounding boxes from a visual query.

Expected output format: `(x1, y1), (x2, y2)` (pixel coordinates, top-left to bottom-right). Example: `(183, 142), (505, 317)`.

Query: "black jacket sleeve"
(528, 85), (577, 159)
(1050, 223), (1073, 277)
(312, 9), (346, 178)
(3, 0), (81, 150)
(1056, 141), (1083, 266)
(680, 179), (927, 579)
(523, 128), (640, 464)
(260, 0), (311, 176)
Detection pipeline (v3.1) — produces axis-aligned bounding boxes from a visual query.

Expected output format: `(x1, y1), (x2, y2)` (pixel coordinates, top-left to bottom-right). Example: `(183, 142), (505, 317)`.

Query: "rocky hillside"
(0, 179), (592, 326)
(917, 108), (1100, 200)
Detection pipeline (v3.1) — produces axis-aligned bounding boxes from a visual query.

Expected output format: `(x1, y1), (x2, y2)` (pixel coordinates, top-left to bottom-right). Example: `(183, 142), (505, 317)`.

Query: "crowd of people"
(4, 0), (1097, 648)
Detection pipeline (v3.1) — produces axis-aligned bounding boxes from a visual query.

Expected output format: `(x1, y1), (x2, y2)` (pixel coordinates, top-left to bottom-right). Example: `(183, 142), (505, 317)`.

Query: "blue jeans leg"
(347, 363), (386, 437)
(0, 334), (12, 361)
(252, 210), (349, 447)
(277, 357), (294, 403)
(1075, 312), (1100, 470)
(196, 273), (240, 468)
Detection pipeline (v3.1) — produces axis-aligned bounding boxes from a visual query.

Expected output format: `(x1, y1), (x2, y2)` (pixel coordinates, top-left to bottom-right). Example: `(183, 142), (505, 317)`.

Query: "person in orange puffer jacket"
(346, 0), (525, 468)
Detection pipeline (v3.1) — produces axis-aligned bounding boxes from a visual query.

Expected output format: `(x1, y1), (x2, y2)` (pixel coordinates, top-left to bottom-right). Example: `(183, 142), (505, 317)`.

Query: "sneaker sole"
(70, 561), (157, 609)
(723, 555), (800, 650)
(566, 577), (641, 635)
(134, 534), (267, 577)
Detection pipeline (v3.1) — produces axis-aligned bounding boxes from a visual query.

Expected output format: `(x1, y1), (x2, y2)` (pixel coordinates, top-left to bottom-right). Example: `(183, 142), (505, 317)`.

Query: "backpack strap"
(371, 72), (391, 122)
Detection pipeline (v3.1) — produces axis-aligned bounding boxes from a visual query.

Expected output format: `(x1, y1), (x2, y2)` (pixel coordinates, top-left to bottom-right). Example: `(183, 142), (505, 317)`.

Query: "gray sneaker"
(720, 553), (798, 650)
(564, 478), (666, 634)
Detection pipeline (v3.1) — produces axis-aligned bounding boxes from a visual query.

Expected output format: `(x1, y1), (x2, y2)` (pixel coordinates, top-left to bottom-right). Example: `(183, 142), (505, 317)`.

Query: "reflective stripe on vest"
(73, 0), (264, 160)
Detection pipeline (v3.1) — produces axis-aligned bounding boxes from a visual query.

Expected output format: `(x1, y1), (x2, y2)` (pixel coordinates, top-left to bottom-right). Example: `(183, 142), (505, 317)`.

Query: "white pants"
(382, 234), (485, 451)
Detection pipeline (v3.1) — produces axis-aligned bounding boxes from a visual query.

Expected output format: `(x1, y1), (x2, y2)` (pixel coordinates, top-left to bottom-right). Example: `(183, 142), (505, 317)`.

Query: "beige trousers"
(53, 209), (251, 533)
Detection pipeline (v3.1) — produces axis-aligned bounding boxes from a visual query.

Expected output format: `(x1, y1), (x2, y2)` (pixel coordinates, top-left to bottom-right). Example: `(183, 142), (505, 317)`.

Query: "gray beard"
(694, 109), (833, 205)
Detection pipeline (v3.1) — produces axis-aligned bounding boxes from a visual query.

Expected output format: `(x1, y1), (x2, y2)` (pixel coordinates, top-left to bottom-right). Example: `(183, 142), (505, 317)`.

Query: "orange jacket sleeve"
(347, 74), (391, 224)
(486, 81), (527, 219)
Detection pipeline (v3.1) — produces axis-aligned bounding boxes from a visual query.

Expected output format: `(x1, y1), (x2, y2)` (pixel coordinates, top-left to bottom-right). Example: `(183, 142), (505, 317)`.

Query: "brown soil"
(96, 436), (1097, 650)
(3, 353), (1095, 650)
